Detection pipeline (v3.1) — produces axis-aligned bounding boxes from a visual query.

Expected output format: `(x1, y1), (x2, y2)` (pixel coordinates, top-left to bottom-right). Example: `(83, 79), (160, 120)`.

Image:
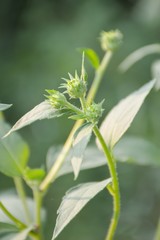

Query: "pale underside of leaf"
(11, 227), (33, 240)
(71, 124), (93, 179)
(52, 178), (111, 240)
(46, 145), (107, 178)
(97, 80), (155, 149)
(0, 104), (12, 111)
(3, 101), (59, 138)
(46, 135), (160, 179)
(119, 44), (160, 72)
(0, 192), (46, 225)
(152, 60), (160, 90)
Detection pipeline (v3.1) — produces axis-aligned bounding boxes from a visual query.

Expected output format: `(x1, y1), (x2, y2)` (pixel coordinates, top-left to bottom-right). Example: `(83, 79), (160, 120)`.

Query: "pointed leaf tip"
(152, 60), (160, 91)
(0, 104), (12, 112)
(52, 178), (111, 240)
(97, 80), (155, 149)
(78, 48), (100, 69)
(3, 101), (59, 138)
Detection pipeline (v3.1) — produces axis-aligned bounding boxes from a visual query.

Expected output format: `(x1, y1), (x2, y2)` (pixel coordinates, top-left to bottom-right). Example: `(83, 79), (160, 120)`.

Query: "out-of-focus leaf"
(152, 60), (160, 90)
(0, 191), (46, 225)
(52, 178), (111, 240)
(119, 44), (160, 72)
(97, 80), (155, 149)
(79, 48), (100, 69)
(11, 227), (33, 240)
(0, 233), (20, 240)
(114, 136), (160, 166)
(47, 135), (160, 179)
(3, 101), (59, 137)
(71, 124), (93, 179)
(0, 104), (12, 111)
(46, 145), (107, 178)
(0, 222), (19, 240)
(0, 120), (29, 177)
(0, 222), (17, 234)
(24, 167), (45, 181)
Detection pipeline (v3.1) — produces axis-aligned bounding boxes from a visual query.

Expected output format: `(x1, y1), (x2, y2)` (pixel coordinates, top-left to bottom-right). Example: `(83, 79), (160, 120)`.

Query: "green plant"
(0, 30), (159, 240)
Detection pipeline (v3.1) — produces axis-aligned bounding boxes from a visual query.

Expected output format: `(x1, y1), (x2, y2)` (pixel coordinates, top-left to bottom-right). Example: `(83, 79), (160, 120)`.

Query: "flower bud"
(85, 101), (104, 123)
(61, 71), (87, 99)
(45, 89), (67, 109)
(100, 30), (123, 51)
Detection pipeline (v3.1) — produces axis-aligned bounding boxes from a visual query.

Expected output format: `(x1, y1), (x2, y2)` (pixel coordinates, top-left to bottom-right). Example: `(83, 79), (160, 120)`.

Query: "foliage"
(0, 29), (160, 240)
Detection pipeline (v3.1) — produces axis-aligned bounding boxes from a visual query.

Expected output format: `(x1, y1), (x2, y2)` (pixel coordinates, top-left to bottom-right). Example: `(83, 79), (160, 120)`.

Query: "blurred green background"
(0, 0), (160, 239)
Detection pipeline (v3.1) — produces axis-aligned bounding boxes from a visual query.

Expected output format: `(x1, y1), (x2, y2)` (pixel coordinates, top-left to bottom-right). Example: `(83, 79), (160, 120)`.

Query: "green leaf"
(0, 120), (30, 177)
(152, 60), (160, 90)
(114, 136), (160, 166)
(71, 124), (93, 179)
(24, 167), (45, 182)
(0, 191), (46, 224)
(3, 101), (59, 137)
(46, 145), (107, 178)
(0, 104), (12, 112)
(97, 80), (155, 149)
(79, 48), (100, 69)
(119, 44), (160, 72)
(0, 222), (17, 234)
(0, 233), (21, 240)
(81, 51), (87, 82)
(52, 178), (111, 240)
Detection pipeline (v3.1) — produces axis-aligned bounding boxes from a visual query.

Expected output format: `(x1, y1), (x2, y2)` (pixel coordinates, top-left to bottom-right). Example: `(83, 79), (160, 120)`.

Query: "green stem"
(87, 51), (112, 104)
(14, 177), (31, 224)
(0, 201), (26, 229)
(154, 218), (160, 240)
(65, 101), (83, 115)
(39, 50), (112, 192)
(80, 95), (87, 111)
(93, 125), (120, 240)
(33, 187), (43, 240)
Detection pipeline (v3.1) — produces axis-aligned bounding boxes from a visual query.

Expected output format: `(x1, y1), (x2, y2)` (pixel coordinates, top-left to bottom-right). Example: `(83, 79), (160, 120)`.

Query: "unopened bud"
(85, 101), (104, 123)
(100, 30), (123, 51)
(45, 90), (67, 109)
(61, 71), (87, 99)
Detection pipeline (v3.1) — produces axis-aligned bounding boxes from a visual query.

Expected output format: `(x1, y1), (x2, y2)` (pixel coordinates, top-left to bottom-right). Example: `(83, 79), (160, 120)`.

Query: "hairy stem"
(93, 126), (120, 240)
(14, 177), (31, 224)
(39, 50), (112, 192)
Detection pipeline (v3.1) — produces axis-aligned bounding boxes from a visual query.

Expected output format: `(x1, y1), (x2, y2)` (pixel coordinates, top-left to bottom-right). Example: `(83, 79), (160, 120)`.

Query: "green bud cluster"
(45, 90), (67, 109)
(45, 53), (105, 125)
(100, 30), (123, 51)
(85, 101), (104, 124)
(61, 72), (87, 99)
